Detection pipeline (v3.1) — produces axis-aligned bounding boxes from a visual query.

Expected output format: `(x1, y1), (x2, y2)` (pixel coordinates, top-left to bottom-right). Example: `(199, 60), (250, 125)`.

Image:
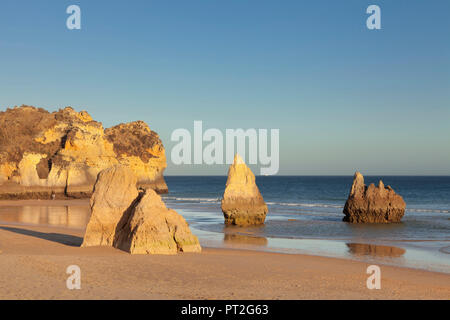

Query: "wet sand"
(0, 199), (90, 207)
(0, 223), (449, 299)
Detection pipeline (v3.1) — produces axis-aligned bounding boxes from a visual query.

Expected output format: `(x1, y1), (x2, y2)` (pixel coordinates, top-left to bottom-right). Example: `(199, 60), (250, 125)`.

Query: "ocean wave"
(406, 208), (450, 214)
(268, 203), (449, 213)
(163, 196), (220, 203)
(165, 197), (344, 209)
(266, 202), (343, 209)
(162, 196), (449, 214)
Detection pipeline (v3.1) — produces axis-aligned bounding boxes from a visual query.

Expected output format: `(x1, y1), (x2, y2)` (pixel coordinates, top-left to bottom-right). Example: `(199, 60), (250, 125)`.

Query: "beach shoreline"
(0, 212), (449, 299)
(0, 198), (449, 274)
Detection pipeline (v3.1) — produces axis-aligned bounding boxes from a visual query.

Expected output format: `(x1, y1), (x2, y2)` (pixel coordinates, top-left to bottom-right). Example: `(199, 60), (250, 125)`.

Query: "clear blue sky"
(1, 0), (449, 175)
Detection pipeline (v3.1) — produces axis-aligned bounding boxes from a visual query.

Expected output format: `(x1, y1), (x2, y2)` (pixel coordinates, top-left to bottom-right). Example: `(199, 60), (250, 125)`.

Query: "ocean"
(162, 176), (450, 273)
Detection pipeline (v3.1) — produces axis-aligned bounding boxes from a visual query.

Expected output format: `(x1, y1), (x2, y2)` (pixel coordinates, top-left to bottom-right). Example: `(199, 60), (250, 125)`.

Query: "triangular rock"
(221, 154), (268, 226)
(82, 165), (201, 254)
(114, 189), (201, 254)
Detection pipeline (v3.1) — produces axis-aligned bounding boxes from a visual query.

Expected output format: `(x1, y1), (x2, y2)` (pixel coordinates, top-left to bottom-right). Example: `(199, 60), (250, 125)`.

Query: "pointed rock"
(378, 180), (386, 197)
(114, 189), (201, 254)
(221, 154), (268, 226)
(343, 172), (406, 223)
(349, 171), (365, 197)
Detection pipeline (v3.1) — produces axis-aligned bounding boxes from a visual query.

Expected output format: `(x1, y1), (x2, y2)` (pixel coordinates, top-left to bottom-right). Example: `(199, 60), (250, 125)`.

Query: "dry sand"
(0, 200), (449, 300)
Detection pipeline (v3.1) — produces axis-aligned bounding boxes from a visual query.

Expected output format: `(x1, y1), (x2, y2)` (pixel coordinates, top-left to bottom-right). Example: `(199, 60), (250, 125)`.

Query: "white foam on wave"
(163, 196), (221, 203)
(407, 208), (450, 214)
(165, 197), (343, 208)
(266, 202), (343, 209)
(163, 197), (449, 214)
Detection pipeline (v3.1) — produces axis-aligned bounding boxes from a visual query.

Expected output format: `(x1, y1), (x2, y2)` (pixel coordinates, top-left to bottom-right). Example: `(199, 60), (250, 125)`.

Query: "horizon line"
(164, 174), (450, 177)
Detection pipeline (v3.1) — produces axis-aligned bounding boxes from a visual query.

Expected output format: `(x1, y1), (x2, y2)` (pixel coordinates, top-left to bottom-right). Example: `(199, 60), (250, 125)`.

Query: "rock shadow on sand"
(0, 226), (83, 247)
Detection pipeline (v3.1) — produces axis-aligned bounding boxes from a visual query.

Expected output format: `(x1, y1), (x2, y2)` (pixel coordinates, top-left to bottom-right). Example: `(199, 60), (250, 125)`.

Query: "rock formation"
(81, 166), (139, 247)
(82, 165), (201, 254)
(343, 172), (406, 223)
(114, 189), (202, 254)
(221, 154), (268, 226)
(104, 121), (167, 192)
(0, 105), (167, 199)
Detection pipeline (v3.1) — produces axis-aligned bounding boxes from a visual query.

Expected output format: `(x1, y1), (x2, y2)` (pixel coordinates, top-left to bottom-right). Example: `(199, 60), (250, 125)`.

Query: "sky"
(0, 0), (449, 175)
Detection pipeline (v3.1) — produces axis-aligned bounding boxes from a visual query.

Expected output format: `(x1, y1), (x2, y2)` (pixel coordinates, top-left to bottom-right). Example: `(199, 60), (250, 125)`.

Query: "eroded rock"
(105, 121), (167, 193)
(221, 154), (268, 226)
(0, 105), (167, 199)
(115, 189), (201, 254)
(82, 165), (139, 247)
(343, 172), (406, 223)
(82, 166), (201, 254)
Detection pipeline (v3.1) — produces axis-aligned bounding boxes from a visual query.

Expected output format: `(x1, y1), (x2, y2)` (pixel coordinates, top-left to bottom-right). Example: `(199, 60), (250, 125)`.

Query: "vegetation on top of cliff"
(0, 105), (168, 198)
(105, 121), (164, 163)
(0, 105), (60, 164)
(0, 104), (164, 169)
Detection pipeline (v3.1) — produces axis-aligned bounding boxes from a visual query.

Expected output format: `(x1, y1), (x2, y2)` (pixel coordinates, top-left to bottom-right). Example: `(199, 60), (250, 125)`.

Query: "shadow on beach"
(0, 226), (83, 247)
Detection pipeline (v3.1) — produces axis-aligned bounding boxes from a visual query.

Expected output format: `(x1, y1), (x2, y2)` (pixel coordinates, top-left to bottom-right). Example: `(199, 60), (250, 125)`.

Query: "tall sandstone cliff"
(0, 105), (167, 199)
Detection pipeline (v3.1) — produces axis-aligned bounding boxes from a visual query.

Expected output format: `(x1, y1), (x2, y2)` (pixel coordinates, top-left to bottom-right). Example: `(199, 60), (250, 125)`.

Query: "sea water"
(162, 176), (450, 273)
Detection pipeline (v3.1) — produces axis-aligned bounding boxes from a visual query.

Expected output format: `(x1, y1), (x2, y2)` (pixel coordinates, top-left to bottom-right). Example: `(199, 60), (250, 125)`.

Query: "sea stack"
(221, 154), (268, 226)
(82, 165), (201, 254)
(343, 172), (406, 223)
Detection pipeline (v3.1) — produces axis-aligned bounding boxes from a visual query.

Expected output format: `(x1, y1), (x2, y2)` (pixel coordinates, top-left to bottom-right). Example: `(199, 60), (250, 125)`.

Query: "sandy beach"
(0, 200), (449, 300)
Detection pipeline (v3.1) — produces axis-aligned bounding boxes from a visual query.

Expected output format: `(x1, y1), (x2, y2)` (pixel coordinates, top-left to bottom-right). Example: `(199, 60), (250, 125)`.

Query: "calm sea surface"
(162, 176), (450, 273)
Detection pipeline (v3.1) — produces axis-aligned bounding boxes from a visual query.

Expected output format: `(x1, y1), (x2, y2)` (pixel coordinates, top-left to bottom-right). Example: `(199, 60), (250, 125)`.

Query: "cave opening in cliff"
(36, 158), (52, 179)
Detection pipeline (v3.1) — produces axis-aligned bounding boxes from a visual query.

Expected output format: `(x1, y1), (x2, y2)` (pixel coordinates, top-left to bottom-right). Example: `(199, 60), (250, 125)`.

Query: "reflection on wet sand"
(346, 243), (406, 258)
(0, 206), (90, 229)
(222, 226), (268, 247)
(439, 246), (450, 254)
(224, 233), (268, 246)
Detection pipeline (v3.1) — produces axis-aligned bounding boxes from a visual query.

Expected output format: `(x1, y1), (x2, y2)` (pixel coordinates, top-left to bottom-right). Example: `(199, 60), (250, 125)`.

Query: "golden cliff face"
(0, 105), (168, 199)
(104, 121), (167, 193)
